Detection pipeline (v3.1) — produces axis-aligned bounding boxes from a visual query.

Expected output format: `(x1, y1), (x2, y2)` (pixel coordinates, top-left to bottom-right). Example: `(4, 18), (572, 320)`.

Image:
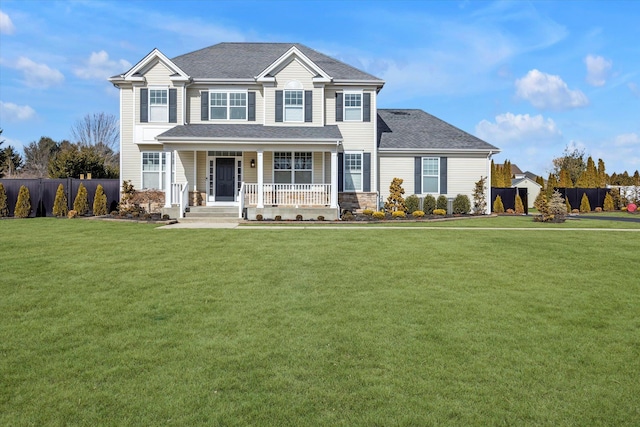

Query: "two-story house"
(109, 42), (498, 220)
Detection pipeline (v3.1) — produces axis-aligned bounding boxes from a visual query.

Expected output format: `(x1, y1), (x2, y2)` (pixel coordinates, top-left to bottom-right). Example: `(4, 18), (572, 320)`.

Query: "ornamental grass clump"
(423, 195), (436, 214)
(93, 184), (108, 216)
(580, 193), (591, 213)
(52, 184), (68, 217)
(453, 194), (471, 214)
(412, 210), (425, 218)
(0, 183), (8, 217)
(493, 195), (505, 213)
(372, 211), (385, 220)
(391, 211), (406, 218)
(405, 195), (420, 214)
(73, 183), (89, 215)
(433, 208), (446, 216)
(14, 185), (31, 218)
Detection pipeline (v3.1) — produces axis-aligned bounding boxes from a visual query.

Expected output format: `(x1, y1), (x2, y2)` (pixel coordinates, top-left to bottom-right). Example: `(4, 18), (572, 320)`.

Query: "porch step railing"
(171, 182), (190, 218)
(243, 183), (331, 207)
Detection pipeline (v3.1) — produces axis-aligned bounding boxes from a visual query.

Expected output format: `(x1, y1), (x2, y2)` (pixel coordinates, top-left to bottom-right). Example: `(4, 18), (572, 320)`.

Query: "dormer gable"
(109, 48), (190, 85)
(256, 46), (331, 84)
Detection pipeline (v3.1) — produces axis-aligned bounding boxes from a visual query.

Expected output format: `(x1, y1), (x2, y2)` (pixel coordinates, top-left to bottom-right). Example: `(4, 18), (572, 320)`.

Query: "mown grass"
(1, 218), (639, 426)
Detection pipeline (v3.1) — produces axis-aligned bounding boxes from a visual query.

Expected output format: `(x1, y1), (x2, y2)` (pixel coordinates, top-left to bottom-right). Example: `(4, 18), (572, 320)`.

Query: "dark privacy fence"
(556, 188), (608, 211)
(0, 178), (120, 217)
(491, 187), (529, 214)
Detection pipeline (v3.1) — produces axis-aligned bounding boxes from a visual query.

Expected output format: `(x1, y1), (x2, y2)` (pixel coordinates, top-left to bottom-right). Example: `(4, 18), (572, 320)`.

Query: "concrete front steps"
(180, 206), (242, 223)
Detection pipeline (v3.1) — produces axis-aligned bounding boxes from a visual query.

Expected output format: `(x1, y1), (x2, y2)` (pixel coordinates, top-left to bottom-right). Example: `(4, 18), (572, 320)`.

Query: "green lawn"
(1, 219), (639, 426)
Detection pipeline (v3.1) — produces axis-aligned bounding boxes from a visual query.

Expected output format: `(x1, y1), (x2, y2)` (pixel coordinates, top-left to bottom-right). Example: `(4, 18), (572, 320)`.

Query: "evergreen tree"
(436, 195), (448, 211)
(546, 173), (558, 198)
(584, 156), (598, 187)
(603, 192), (615, 211)
(536, 175), (545, 188)
(515, 193), (525, 214)
(566, 197), (572, 213)
(549, 190), (567, 219)
(493, 195), (504, 213)
(423, 194), (436, 214)
(14, 185), (31, 218)
(472, 177), (487, 214)
(0, 183), (8, 217)
(534, 191), (549, 217)
(93, 185), (108, 216)
(575, 171), (589, 187)
(597, 158), (607, 188)
(52, 184), (68, 217)
(384, 178), (406, 212)
(579, 193), (591, 213)
(490, 160), (497, 187)
(503, 160), (513, 186)
(558, 169), (573, 188)
(73, 183), (89, 215)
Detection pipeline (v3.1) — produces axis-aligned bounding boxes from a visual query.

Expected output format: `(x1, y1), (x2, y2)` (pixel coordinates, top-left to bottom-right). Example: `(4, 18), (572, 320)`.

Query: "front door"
(214, 158), (235, 201)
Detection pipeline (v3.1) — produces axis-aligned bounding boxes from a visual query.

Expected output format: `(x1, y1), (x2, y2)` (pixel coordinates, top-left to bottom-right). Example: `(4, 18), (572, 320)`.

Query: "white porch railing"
(243, 183), (331, 206)
(171, 182), (190, 218)
(238, 182), (245, 219)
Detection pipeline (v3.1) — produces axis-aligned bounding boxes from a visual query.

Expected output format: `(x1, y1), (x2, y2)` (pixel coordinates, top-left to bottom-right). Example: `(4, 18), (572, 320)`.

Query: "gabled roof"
(377, 109), (499, 152)
(170, 42), (383, 83)
(109, 48), (189, 83)
(512, 177), (542, 188)
(156, 124), (342, 141)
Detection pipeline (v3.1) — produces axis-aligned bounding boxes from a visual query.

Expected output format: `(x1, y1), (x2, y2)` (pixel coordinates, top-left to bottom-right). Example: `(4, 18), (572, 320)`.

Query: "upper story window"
(209, 91), (247, 120)
(422, 157), (440, 193)
(149, 88), (168, 122)
(284, 90), (303, 122)
(344, 92), (362, 121)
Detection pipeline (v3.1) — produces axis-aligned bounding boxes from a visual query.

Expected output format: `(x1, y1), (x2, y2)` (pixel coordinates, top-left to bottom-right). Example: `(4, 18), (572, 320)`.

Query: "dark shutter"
(440, 157), (448, 194)
(336, 92), (343, 122)
(363, 93), (371, 122)
(363, 153), (371, 192)
(248, 91), (256, 121)
(304, 90), (312, 122)
(201, 91), (209, 121)
(169, 88), (177, 123)
(415, 157), (422, 194)
(275, 90), (283, 122)
(140, 88), (148, 123)
(338, 153), (344, 192)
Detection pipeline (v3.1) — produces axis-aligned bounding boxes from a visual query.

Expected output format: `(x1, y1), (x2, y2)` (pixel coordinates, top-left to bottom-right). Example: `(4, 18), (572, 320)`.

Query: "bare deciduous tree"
(70, 113), (119, 172)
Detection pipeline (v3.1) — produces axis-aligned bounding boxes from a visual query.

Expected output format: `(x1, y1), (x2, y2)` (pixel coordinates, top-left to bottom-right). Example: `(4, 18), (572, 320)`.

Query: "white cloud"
(628, 82), (640, 98)
(14, 57), (64, 88)
(515, 69), (588, 110)
(0, 100), (36, 122)
(585, 54), (612, 86)
(0, 10), (14, 34)
(74, 50), (132, 80)
(614, 133), (640, 147)
(475, 112), (562, 145)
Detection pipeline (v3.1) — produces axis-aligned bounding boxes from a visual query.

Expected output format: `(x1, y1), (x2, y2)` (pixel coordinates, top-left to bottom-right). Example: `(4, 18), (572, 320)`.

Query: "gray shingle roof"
(378, 109), (499, 151)
(171, 42), (382, 81)
(157, 124), (342, 141)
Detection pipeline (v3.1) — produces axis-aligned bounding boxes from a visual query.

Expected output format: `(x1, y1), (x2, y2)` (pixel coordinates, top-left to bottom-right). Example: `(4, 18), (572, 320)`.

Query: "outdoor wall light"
(251, 159), (256, 168)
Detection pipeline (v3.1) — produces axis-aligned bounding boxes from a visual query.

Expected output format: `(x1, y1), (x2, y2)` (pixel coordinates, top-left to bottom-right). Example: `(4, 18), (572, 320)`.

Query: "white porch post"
(164, 150), (172, 208)
(257, 150), (264, 208)
(330, 150), (338, 208)
(193, 150), (197, 192)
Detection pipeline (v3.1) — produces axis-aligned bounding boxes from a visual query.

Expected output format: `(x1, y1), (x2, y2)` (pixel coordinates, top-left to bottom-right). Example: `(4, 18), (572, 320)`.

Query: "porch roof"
(157, 124), (343, 142)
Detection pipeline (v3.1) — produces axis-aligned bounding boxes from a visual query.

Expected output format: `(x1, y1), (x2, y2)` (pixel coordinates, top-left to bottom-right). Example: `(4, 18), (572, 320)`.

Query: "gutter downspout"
(486, 150), (494, 215)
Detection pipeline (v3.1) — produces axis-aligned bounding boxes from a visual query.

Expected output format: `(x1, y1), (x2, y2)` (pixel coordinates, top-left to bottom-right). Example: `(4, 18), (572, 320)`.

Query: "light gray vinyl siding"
(187, 86), (263, 124)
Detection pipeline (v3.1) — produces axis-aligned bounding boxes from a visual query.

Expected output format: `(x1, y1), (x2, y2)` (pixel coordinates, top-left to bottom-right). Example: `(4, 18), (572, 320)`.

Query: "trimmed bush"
(603, 192), (615, 211)
(433, 208), (446, 216)
(549, 190), (567, 219)
(296, 214), (303, 221)
(14, 185), (31, 218)
(255, 214), (263, 221)
(73, 183), (89, 215)
(436, 195), (447, 211)
(423, 195), (436, 214)
(515, 194), (525, 214)
(317, 215), (324, 221)
(342, 211), (354, 221)
(391, 211), (406, 218)
(493, 195), (505, 213)
(372, 211), (385, 220)
(0, 183), (8, 217)
(93, 184), (108, 216)
(412, 210), (425, 218)
(362, 209), (374, 216)
(405, 195), (420, 214)
(52, 184), (68, 217)
(384, 178), (406, 212)
(453, 194), (471, 214)
(580, 193), (591, 213)
(274, 215), (282, 221)
(472, 176), (487, 214)
(595, 207), (603, 212)
(566, 197), (572, 213)
(67, 210), (78, 219)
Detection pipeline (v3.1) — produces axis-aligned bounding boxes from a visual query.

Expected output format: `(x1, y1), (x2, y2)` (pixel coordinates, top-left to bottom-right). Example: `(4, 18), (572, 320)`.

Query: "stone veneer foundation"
(338, 192), (378, 213)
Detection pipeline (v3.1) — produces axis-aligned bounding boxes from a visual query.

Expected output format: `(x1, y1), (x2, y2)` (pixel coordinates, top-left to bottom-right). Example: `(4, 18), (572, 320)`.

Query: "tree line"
(0, 113), (119, 179)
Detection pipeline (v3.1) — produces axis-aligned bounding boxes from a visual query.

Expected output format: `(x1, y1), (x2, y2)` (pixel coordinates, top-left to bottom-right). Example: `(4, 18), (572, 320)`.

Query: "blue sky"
(1, 0), (638, 176)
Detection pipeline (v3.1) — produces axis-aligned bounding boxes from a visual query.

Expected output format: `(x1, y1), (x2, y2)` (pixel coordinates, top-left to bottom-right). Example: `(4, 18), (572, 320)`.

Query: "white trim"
(141, 151), (167, 191)
(421, 157), (440, 194)
(343, 151), (364, 192)
(283, 89), (304, 123)
(117, 48), (190, 82)
(208, 89), (248, 121)
(343, 90), (363, 122)
(272, 151), (314, 184)
(206, 154), (243, 204)
(148, 86), (169, 123)
(256, 46), (332, 82)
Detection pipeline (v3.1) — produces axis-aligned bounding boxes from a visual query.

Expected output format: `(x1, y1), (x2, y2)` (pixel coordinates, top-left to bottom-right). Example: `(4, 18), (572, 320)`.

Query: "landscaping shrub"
(391, 211), (406, 218)
(603, 192), (615, 211)
(162, 214), (170, 220)
(256, 214), (263, 221)
(506, 208), (515, 214)
(493, 195), (505, 213)
(275, 215), (282, 221)
(412, 210), (425, 218)
(628, 203), (637, 213)
(453, 194), (471, 214)
(436, 195), (447, 211)
(0, 183), (8, 217)
(14, 185), (31, 218)
(566, 197), (572, 213)
(317, 215), (324, 221)
(92, 184), (108, 216)
(296, 214), (303, 221)
(405, 195), (420, 214)
(372, 211), (385, 220)
(67, 210), (78, 219)
(423, 195), (436, 214)
(52, 184), (68, 217)
(572, 208), (579, 214)
(472, 177), (487, 214)
(73, 183), (89, 215)
(595, 207), (603, 212)
(549, 190), (567, 220)
(384, 178), (406, 212)
(433, 208), (446, 216)
(580, 193), (591, 213)
(362, 209), (374, 216)
(515, 194), (525, 214)
(342, 211), (354, 221)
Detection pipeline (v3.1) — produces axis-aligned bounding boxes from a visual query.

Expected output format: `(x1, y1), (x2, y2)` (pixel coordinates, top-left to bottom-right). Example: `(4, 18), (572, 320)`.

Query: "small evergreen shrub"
(514, 194), (525, 214)
(67, 210), (78, 219)
(506, 208), (515, 214)
(162, 214), (170, 220)
(93, 184), (108, 216)
(579, 193), (591, 213)
(73, 183), (89, 215)
(572, 209), (579, 214)
(391, 211), (406, 218)
(433, 208), (446, 216)
(274, 215), (282, 221)
(14, 185), (31, 218)
(472, 177), (487, 214)
(595, 207), (602, 212)
(372, 211), (385, 220)
(423, 195), (436, 214)
(548, 190), (567, 220)
(493, 195), (505, 213)
(342, 211), (354, 221)
(566, 197), (572, 213)
(362, 209), (374, 216)
(0, 183), (8, 217)
(384, 178), (406, 212)
(296, 214), (303, 221)
(405, 195), (420, 214)
(255, 214), (263, 221)
(317, 215), (324, 221)
(436, 195), (447, 211)
(52, 184), (68, 217)
(412, 210), (425, 218)
(453, 194), (471, 214)
(603, 193), (615, 211)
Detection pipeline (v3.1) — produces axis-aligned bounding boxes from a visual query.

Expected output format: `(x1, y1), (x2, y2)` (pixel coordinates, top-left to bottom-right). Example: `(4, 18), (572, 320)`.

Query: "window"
(210, 91), (246, 120)
(149, 89), (168, 122)
(344, 152), (362, 191)
(274, 152), (312, 183)
(284, 90), (303, 122)
(422, 157), (439, 193)
(142, 152), (166, 189)
(344, 92), (362, 121)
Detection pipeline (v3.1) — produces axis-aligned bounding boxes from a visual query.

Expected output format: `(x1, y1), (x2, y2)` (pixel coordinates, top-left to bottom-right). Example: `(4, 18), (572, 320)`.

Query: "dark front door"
(216, 158), (235, 201)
